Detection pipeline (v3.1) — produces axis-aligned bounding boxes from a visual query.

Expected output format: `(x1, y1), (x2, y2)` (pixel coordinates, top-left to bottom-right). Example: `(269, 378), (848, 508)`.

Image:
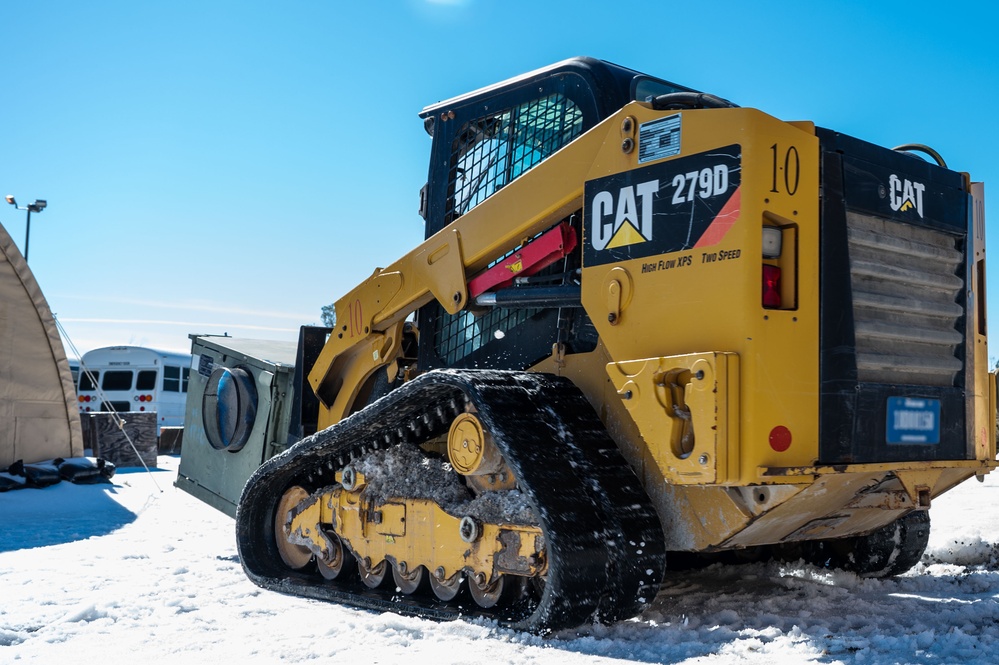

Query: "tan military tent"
(0, 221), (83, 467)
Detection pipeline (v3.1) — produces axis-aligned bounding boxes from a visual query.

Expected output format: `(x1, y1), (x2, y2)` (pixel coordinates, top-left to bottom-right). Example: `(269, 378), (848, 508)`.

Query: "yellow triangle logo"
(606, 219), (647, 249)
(900, 200), (914, 212)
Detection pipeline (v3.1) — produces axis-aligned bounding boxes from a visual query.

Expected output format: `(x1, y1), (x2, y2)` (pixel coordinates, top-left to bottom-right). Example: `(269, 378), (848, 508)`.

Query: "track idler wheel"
(275, 486), (312, 570)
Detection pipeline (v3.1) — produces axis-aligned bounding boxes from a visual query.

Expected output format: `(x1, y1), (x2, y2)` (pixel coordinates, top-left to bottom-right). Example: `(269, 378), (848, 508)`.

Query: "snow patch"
(924, 536), (999, 568)
(353, 443), (535, 524)
(5, 457), (999, 664)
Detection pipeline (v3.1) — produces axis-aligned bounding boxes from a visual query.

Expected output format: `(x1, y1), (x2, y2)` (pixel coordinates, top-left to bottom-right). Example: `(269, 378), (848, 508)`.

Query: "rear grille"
(847, 212), (964, 386)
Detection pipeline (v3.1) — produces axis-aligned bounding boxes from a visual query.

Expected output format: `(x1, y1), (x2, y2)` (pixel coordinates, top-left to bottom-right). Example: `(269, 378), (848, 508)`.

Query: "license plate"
(886, 397), (940, 445)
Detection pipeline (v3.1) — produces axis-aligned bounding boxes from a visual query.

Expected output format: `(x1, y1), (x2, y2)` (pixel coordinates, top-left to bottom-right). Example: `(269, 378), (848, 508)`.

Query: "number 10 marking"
(770, 144), (800, 196)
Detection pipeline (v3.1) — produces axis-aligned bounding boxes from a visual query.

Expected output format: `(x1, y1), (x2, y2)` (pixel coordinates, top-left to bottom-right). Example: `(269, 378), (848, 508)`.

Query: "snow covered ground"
(2, 456), (999, 665)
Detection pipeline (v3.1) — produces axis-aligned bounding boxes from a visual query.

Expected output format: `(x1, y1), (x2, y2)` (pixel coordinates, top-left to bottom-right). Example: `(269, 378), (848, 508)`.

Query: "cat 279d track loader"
(233, 57), (994, 632)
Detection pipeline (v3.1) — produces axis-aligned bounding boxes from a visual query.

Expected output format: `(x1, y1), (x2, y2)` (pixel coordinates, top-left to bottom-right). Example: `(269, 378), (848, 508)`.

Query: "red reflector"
(140, 406), (146, 411)
(762, 265), (781, 308)
(769, 426), (792, 452)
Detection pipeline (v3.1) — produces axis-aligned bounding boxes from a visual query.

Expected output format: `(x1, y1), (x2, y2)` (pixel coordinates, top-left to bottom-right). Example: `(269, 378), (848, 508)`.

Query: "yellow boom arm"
(308, 103), (639, 427)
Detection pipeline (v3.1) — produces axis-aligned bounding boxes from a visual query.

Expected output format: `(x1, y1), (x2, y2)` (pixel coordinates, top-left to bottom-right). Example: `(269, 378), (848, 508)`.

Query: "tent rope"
(53, 316), (163, 493)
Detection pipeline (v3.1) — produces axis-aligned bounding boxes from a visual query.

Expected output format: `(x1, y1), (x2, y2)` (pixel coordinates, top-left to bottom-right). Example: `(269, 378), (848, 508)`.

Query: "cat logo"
(583, 144), (741, 267)
(888, 174), (925, 218)
(590, 180), (659, 251)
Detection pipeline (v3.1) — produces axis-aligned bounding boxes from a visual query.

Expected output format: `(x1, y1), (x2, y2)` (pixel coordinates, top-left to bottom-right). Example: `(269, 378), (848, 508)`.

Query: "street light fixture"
(4, 195), (47, 262)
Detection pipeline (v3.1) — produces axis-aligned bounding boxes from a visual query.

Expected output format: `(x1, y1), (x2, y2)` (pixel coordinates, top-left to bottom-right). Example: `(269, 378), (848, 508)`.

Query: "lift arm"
(308, 105), (638, 427)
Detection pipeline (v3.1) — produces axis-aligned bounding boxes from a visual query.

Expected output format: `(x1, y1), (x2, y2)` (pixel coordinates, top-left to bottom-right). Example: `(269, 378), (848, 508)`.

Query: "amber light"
(762, 265), (781, 308)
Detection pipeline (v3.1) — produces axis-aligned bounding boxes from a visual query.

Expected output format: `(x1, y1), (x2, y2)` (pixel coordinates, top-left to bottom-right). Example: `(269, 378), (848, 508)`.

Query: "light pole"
(4, 195), (46, 262)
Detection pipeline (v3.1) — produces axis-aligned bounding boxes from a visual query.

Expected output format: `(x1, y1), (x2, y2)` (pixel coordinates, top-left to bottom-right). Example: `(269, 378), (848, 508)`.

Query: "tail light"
(763, 265), (782, 308)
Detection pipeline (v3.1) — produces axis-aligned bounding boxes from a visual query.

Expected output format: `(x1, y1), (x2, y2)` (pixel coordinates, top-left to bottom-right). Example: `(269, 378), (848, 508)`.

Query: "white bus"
(77, 346), (193, 431)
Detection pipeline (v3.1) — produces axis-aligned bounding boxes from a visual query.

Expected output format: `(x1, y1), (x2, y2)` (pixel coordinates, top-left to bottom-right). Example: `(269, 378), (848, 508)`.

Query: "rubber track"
(235, 369), (666, 633)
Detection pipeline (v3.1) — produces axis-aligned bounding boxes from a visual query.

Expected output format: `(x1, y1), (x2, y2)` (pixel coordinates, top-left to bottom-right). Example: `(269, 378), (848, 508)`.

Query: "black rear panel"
(817, 128), (970, 464)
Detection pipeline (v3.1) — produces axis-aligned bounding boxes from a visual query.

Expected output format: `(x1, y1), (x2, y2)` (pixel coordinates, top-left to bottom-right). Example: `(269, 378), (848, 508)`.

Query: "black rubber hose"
(892, 143), (948, 169)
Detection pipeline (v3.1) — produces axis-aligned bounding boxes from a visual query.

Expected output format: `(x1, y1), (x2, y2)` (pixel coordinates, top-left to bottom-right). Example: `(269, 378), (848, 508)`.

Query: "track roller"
(316, 532), (355, 580)
(392, 562), (428, 595)
(429, 568), (464, 601)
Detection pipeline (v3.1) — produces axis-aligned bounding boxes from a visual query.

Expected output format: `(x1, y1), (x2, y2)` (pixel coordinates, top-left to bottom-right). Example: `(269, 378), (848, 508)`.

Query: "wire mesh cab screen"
(445, 94), (584, 225)
(432, 93), (584, 366)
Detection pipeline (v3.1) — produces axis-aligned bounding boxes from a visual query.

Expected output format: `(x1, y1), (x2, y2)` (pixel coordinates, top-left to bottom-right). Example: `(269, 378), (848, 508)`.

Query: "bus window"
(80, 370), (100, 391)
(136, 370), (157, 391)
(164, 366), (181, 392)
(102, 370), (133, 391)
(182, 367), (190, 393)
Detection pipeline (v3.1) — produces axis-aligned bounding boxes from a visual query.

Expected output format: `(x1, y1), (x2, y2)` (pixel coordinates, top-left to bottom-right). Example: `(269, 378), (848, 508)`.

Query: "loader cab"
(415, 57), (695, 371)
(419, 57), (694, 237)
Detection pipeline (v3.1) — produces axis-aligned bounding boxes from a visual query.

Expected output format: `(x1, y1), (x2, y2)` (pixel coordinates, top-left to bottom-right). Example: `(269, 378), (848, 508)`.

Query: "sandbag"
(0, 475), (26, 492)
(3, 457), (117, 489)
(6, 460), (61, 487)
(58, 457), (116, 484)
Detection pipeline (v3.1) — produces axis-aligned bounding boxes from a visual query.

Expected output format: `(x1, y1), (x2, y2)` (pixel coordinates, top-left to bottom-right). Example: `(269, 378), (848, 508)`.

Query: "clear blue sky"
(4, 0), (998, 357)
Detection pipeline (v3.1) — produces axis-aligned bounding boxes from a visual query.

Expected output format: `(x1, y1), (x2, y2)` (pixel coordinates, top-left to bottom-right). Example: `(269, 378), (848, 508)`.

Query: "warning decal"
(583, 144), (742, 267)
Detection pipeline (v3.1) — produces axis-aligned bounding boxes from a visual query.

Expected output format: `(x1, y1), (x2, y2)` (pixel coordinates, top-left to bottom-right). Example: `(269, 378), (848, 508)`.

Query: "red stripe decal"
(693, 185), (741, 248)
